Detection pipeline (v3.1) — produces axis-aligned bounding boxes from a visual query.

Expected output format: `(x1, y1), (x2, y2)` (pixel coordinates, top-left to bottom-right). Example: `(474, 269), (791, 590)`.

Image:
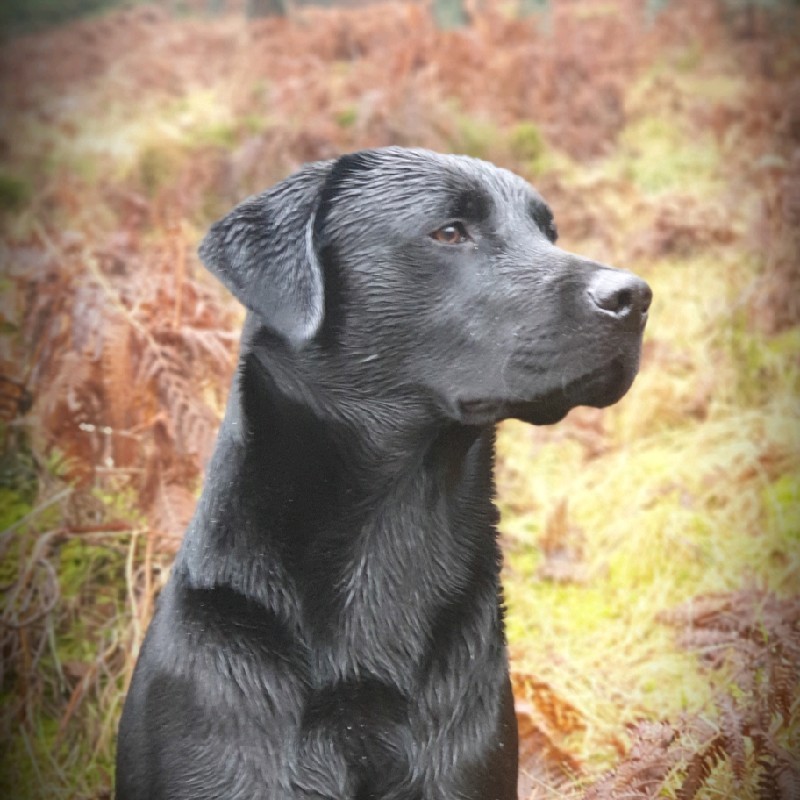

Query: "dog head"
(200, 147), (650, 427)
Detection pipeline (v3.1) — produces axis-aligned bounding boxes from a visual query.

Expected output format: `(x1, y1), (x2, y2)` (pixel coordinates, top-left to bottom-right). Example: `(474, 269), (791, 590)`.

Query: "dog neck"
(176, 343), (504, 685)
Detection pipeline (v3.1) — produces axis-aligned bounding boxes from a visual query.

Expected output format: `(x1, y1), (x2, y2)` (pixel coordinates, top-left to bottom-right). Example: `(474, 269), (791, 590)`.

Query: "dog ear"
(198, 161), (333, 346)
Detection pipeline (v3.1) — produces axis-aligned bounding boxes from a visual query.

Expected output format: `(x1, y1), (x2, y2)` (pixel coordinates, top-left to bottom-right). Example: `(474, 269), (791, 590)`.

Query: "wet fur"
(116, 148), (650, 799)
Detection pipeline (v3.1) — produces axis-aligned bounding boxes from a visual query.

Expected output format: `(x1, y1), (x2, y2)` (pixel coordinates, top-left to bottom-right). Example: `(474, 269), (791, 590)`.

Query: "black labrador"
(116, 147), (651, 800)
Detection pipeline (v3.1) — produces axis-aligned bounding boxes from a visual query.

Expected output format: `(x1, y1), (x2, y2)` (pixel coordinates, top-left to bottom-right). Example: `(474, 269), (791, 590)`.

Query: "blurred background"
(0, 1), (798, 797)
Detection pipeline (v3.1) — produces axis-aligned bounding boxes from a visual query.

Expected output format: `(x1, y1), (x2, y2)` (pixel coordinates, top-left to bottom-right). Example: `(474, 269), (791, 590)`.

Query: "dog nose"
(588, 269), (652, 324)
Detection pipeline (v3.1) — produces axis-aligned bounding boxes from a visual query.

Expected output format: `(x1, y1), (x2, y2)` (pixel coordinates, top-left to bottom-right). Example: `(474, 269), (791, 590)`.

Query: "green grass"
(618, 115), (722, 194)
(0, 494), (140, 798)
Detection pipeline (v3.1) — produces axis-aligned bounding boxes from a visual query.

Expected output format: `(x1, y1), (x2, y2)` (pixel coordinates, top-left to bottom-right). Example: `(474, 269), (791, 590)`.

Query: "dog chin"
(453, 357), (639, 427)
(522, 357), (639, 425)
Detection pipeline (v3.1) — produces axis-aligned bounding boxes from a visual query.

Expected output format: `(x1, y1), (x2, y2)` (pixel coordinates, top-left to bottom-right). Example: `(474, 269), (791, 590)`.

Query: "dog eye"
(430, 222), (469, 245)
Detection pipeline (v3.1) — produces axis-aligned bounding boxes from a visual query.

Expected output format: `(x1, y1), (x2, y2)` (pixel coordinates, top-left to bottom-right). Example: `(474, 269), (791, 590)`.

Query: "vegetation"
(0, 1), (798, 798)
(0, 0), (131, 35)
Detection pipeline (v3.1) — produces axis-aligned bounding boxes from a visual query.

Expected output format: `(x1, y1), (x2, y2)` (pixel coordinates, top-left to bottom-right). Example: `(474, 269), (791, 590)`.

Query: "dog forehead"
(321, 148), (538, 225)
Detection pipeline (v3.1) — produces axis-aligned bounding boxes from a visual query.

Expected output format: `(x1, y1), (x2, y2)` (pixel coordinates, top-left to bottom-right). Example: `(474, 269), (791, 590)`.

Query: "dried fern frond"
(675, 732), (726, 800)
(512, 671), (587, 736)
(753, 734), (800, 800)
(150, 476), (197, 552)
(137, 337), (220, 468)
(155, 325), (237, 377)
(583, 720), (679, 800)
(717, 695), (747, 784)
(769, 648), (796, 724)
(654, 588), (800, 800)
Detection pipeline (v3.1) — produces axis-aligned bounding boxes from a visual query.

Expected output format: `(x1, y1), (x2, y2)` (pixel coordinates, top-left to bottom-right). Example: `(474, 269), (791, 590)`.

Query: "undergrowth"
(1, 1), (798, 798)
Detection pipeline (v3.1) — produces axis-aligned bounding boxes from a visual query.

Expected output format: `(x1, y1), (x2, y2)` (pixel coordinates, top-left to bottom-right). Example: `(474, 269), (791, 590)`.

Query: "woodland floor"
(1, 1), (799, 798)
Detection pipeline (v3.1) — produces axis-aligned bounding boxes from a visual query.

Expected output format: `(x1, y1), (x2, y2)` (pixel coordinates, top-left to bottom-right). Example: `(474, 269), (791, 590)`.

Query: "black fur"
(116, 147), (651, 799)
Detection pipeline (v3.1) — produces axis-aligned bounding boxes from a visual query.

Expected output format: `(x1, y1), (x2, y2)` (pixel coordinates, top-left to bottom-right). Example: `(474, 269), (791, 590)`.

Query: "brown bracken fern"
(8, 221), (238, 547)
(582, 589), (800, 800)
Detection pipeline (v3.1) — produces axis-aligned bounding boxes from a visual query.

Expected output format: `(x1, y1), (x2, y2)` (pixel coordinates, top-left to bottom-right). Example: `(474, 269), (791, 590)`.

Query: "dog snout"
(587, 269), (652, 327)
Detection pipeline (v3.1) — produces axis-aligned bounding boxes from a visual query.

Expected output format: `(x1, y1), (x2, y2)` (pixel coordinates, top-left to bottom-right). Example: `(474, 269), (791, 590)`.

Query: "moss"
(190, 120), (238, 149)
(431, 0), (468, 29)
(137, 140), (187, 197)
(2, 532), (133, 796)
(763, 474), (800, 542)
(674, 40), (704, 72)
(335, 106), (358, 129)
(0, 173), (31, 212)
(449, 114), (500, 160)
(507, 120), (547, 169)
(718, 313), (800, 408)
(241, 113), (267, 135)
(618, 115), (721, 195)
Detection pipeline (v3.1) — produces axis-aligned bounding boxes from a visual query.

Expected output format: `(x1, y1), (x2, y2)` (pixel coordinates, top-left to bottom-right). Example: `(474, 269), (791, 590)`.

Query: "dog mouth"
(454, 357), (638, 427)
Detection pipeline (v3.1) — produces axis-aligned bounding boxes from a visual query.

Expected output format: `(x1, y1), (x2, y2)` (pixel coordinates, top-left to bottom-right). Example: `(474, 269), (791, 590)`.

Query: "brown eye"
(430, 222), (469, 245)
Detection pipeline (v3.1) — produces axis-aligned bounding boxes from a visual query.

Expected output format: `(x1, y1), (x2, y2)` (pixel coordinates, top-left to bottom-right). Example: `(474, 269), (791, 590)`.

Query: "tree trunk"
(247, 0), (286, 19)
(518, 0), (549, 15)
(432, 0), (467, 29)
